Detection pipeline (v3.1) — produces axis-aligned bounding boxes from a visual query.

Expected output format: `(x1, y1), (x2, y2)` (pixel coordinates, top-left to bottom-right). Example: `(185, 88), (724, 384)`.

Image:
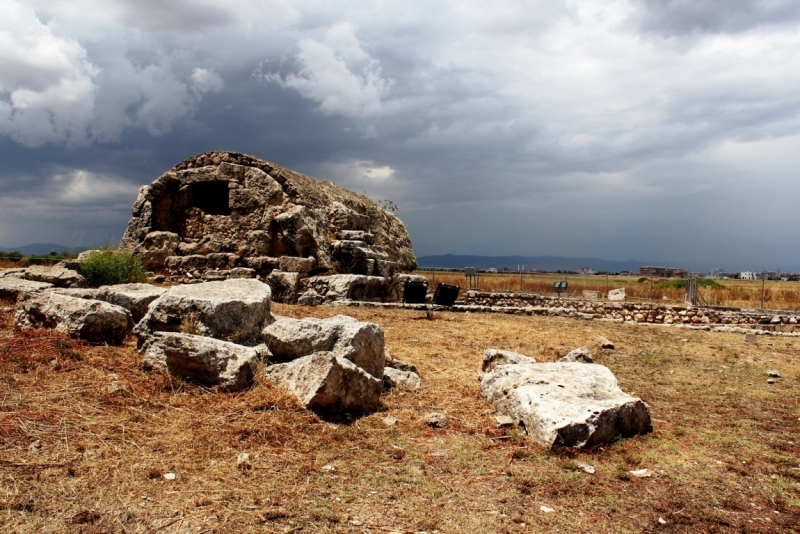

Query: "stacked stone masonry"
(119, 151), (416, 298)
(339, 290), (800, 334)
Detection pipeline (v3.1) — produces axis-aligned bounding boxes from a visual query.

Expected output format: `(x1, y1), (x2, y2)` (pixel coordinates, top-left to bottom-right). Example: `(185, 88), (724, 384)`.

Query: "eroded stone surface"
(383, 367), (421, 390)
(15, 292), (132, 343)
(481, 361), (652, 449)
(297, 289), (325, 306)
(386, 357), (418, 374)
(48, 288), (100, 300)
(267, 270), (300, 304)
(135, 279), (271, 346)
(96, 283), (167, 322)
(0, 278), (54, 301)
(262, 315), (384, 378)
(559, 346), (593, 363)
(264, 351), (382, 412)
(141, 332), (257, 391)
(0, 268), (27, 279)
(305, 274), (388, 302)
(24, 265), (87, 288)
(482, 348), (537, 374)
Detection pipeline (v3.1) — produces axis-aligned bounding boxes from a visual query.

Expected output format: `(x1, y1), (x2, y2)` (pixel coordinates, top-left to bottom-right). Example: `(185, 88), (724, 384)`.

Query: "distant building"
(742, 271), (780, 280)
(639, 266), (687, 278)
(578, 267), (595, 275)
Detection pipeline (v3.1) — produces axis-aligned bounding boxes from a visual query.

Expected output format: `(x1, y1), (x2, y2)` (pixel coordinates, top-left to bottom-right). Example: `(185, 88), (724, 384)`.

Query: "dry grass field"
(1, 297), (799, 533)
(418, 271), (800, 311)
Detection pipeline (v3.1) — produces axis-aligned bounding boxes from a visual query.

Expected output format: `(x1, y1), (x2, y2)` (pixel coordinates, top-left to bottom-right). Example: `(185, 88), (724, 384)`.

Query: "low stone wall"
(462, 291), (799, 328)
(333, 290), (800, 335)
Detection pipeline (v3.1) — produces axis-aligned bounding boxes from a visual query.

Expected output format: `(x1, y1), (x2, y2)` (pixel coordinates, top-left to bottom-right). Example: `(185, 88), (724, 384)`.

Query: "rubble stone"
(481, 361), (652, 449)
(264, 351), (382, 412)
(135, 279), (271, 346)
(141, 332), (258, 391)
(262, 315), (384, 378)
(15, 292), (132, 343)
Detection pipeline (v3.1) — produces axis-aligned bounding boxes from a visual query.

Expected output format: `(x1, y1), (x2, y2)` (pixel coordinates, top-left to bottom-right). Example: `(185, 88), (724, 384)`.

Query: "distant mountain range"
(416, 254), (647, 273)
(416, 254), (800, 275)
(0, 243), (83, 256)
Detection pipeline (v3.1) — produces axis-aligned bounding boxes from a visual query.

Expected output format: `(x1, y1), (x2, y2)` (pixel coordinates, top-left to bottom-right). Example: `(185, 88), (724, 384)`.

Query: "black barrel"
(433, 283), (460, 306)
(403, 280), (429, 304)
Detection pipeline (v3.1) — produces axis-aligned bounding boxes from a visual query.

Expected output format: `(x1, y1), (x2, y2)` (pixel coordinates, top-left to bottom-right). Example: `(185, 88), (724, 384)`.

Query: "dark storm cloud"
(1, 0), (799, 270)
(118, 0), (235, 33)
(630, 0), (800, 35)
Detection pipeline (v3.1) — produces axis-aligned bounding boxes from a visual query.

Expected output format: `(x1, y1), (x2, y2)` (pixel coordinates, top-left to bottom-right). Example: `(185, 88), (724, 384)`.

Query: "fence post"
(761, 271), (766, 309)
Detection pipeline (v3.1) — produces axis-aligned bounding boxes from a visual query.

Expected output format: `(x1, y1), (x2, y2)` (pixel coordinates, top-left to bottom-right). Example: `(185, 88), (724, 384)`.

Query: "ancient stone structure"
(120, 151), (416, 302)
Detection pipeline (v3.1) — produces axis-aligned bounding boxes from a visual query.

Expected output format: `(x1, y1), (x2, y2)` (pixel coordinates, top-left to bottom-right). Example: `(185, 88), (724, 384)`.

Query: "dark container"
(433, 283), (460, 306)
(403, 280), (429, 304)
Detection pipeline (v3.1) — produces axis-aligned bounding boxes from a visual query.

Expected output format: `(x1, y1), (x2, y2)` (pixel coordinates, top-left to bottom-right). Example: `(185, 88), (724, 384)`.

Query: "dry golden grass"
(1, 299), (799, 533)
(419, 271), (800, 311)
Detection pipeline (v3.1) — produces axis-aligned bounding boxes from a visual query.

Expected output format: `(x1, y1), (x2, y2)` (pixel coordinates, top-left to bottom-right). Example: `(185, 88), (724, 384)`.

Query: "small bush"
(654, 278), (723, 290)
(77, 248), (147, 287)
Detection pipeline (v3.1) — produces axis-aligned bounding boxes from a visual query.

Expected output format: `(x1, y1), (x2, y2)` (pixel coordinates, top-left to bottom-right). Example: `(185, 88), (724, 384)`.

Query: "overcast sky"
(1, 0), (799, 271)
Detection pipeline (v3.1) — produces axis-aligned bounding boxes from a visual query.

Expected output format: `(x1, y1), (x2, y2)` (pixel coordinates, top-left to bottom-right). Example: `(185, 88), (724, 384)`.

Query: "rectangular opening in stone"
(191, 181), (231, 216)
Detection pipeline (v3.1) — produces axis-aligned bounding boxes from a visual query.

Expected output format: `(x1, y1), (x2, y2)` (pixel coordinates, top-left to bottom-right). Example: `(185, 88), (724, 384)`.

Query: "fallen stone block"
(0, 268), (27, 279)
(481, 348), (537, 374)
(264, 351), (382, 412)
(267, 270), (300, 304)
(559, 346), (593, 363)
(24, 265), (88, 288)
(297, 289), (325, 306)
(607, 288), (626, 301)
(278, 256), (316, 275)
(596, 336), (615, 349)
(141, 332), (258, 391)
(383, 367), (421, 390)
(15, 292), (133, 343)
(96, 283), (166, 322)
(263, 315), (384, 378)
(424, 412), (447, 428)
(386, 357), (418, 374)
(0, 278), (53, 301)
(481, 361), (652, 449)
(135, 279), (271, 346)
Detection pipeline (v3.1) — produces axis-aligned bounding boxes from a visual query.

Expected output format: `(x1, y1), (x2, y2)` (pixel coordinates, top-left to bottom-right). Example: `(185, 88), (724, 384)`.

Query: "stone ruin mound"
(120, 151), (417, 302)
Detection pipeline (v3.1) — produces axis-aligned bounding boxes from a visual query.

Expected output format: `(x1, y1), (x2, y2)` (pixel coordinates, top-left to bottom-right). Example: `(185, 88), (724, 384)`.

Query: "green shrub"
(77, 248), (147, 287)
(697, 278), (723, 289)
(654, 278), (723, 290)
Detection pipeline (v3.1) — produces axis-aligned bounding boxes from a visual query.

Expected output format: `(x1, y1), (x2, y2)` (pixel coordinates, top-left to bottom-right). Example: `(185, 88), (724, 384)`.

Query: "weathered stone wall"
(120, 151), (416, 291)
(463, 291), (799, 328)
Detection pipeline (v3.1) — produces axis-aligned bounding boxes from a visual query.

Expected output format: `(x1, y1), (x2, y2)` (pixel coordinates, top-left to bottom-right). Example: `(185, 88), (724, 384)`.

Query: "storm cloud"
(1, 0), (798, 271)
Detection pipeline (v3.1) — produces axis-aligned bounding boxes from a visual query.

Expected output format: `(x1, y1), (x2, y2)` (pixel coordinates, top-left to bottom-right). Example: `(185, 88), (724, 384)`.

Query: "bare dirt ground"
(1, 299), (799, 533)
